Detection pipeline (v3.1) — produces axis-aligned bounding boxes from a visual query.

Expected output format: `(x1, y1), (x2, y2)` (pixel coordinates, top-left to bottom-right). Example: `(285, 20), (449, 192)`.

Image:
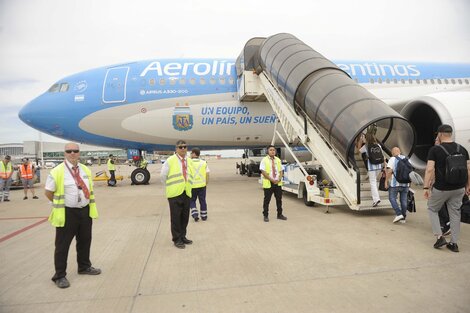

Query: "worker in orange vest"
(19, 158), (38, 200)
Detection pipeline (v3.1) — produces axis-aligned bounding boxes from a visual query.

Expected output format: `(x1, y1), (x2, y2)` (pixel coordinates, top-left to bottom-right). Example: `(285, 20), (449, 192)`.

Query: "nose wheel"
(131, 168), (150, 185)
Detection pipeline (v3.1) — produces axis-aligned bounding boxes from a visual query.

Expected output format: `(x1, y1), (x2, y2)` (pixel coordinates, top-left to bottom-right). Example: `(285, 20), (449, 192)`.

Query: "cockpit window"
(59, 83), (69, 92)
(48, 83), (60, 93)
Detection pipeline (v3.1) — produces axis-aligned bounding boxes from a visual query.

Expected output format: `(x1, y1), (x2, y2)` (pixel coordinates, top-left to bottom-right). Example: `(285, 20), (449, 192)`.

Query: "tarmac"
(0, 159), (469, 313)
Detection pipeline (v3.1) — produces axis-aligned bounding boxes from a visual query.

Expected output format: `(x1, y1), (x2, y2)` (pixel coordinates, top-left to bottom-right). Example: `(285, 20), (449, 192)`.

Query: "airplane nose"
(18, 99), (34, 125)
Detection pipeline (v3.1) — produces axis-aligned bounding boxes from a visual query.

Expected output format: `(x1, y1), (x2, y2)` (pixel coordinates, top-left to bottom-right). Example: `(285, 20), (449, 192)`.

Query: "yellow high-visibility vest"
(48, 162), (98, 227)
(107, 158), (115, 171)
(191, 159), (207, 188)
(261, 156), (283, 188)
(165, 154), (193, 198)
(0, 161), (13, 179)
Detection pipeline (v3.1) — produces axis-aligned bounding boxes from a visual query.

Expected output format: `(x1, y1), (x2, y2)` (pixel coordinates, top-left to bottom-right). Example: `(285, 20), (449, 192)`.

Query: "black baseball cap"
(5, 155), (11, 160)
(437, 124), (453, 133)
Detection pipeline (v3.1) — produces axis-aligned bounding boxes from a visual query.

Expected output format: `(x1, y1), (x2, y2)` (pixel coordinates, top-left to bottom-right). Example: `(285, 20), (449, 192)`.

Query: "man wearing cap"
(0, 155), (13, 202)
(423, 124), (470, 252)
(20, 158), (38, 200)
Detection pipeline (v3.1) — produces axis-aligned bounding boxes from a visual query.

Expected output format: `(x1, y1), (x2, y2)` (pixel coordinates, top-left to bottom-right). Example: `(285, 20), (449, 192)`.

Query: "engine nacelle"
(400, 91), (470, 169)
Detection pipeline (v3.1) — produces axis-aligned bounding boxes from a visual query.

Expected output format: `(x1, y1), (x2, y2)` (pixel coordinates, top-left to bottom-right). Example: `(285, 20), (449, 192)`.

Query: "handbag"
(378, 170), (388, 191)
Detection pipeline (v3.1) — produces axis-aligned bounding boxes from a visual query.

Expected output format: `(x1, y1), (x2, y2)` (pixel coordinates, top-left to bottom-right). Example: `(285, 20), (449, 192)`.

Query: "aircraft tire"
(131, 168), (150, 185)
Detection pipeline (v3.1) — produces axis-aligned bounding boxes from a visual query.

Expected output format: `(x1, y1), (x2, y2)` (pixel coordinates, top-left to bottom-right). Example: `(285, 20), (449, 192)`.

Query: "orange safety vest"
(20, 163), (34, 179)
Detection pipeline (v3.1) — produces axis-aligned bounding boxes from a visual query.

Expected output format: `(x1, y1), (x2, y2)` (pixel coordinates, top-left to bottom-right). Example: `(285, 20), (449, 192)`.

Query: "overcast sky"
(1, 0), (469, 153)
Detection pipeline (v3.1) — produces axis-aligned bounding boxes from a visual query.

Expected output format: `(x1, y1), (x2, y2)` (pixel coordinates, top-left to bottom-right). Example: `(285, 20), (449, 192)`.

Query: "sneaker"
(3, 198), (10, 202)
(393, 215), (404, 223)
(201, 217), (207, 221)
(399, 219), (406, 224)
(433, 236), (447, 249)
(23, 197), (28, 200)
(277, 214), (287, 220)
(446, 242), (459, 253)
(78, 266), (102, 275)
(263, 216), (269, 222)
(55, 277), (70, 289)
(33, 196), (38, 199)
(193, 216), (199, 222)
(174, 241), (185, 249)
(372, 200), (381, 207)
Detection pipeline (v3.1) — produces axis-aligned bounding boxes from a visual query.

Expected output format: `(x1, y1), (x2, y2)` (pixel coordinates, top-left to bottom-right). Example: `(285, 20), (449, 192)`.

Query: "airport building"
(0, 141), (126, 164)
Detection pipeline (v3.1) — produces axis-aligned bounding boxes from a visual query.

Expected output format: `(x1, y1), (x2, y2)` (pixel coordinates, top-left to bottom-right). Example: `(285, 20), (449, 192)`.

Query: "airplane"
(19, 35), (470, 186)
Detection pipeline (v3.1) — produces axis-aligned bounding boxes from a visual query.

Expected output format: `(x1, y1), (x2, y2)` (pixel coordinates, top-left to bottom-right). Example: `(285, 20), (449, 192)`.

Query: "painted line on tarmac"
(0, 216), (48, 220)
(0, 217), (48, 243)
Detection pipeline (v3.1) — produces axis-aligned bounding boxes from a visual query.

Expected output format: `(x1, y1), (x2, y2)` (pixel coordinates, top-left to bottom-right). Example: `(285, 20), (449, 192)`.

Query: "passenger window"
(465, 79), (469, 84)
(149, 79), (155, 86)
(423, 79), (428, 84)
(416, 79), (420, 84)
(408, 79), (413, 84)
(48, 83), (60, 93)
(210, 77), (216, 85)
(369, 78), (374, 84)
(458, 79), (462, 84)
(59, 83), (69, 92)
(430, 79), (435, 84)
(393, 79), (397, 84)
(400, 78), (405, 84)
(190, 78), (196, 85)
(159, 78), (166, 86)
(385, 78), (390, 84)
(219, 77), (226, 84)
(444, 79), (449, 84)
(451, 79), (456, 84)
(229, 77), (235, 85)
(378, 78), (383, 84)
(437, 79), (442, 84)
(179, 78), (186, 85)
(200, 78), (206, 85)
(169, 78), (176, 85)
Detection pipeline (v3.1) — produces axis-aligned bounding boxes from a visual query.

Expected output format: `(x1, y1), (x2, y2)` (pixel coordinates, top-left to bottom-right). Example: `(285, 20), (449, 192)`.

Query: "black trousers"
(52, 206), (92, 281)
(168, 192), (190, 242)
(109, 170), (116, 181)
(263, 185), (283, 217)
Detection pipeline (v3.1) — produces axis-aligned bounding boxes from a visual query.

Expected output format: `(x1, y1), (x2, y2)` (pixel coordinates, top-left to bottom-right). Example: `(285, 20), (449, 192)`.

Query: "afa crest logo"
(172, 106), (193, 131)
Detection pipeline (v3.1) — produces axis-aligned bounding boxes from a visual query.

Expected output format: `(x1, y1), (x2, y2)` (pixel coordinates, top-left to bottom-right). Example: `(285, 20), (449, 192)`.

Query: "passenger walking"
(190, 148), (210, 222)
(385, 147), (412, 223)
(359, 132), (385, 207)
(260, 145), (287, 222)
(423, 124), (470, 252)
(0, 155), (13, 202)
(19, 158), (38, 199)
(45, 143), (101, 289)
(161, 140), (194, 249)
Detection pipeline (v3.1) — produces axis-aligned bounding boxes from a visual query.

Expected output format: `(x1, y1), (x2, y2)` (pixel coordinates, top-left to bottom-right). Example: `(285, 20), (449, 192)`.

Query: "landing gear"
(303, 186), (315, 207)
(131, 168), (150, 185)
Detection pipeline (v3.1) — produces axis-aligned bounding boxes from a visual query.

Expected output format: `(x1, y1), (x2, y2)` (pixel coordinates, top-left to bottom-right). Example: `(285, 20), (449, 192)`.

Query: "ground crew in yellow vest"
(107, 154), (116, 186)
(160, 140), (194, 249)
(190, 147), (210, 221)
(45, 143), (101, 289)
(0, 155), (13, 202)
(260, 145), (287, 222)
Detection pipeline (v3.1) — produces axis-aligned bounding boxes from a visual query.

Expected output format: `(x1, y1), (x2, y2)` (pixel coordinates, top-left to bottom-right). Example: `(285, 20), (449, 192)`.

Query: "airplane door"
(102, 67), (129, 103)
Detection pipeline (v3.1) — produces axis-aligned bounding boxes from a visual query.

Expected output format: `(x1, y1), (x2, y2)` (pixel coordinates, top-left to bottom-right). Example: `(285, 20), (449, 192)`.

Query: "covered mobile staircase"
(236, 33), (416, 210)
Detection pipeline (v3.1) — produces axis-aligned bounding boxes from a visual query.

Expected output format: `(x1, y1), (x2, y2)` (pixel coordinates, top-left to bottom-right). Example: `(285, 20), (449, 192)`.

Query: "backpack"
(367, 143), (384, 165)
(438, 144), (468, 186)
(393, 156), (413, 184)
(461, 195), (470, 224)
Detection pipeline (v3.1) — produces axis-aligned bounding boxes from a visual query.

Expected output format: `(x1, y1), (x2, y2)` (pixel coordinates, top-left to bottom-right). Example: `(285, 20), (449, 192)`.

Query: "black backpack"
(438, 144), (468, 186)
(393, 157), (413, 184)
(461, 195), (470, 224)
(367, 143), (384, 165)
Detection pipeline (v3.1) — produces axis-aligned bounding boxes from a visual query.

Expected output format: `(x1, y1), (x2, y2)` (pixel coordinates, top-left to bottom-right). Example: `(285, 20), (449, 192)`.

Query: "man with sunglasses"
(45, 143), (101, 288)
(161, 140), (194, 249)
